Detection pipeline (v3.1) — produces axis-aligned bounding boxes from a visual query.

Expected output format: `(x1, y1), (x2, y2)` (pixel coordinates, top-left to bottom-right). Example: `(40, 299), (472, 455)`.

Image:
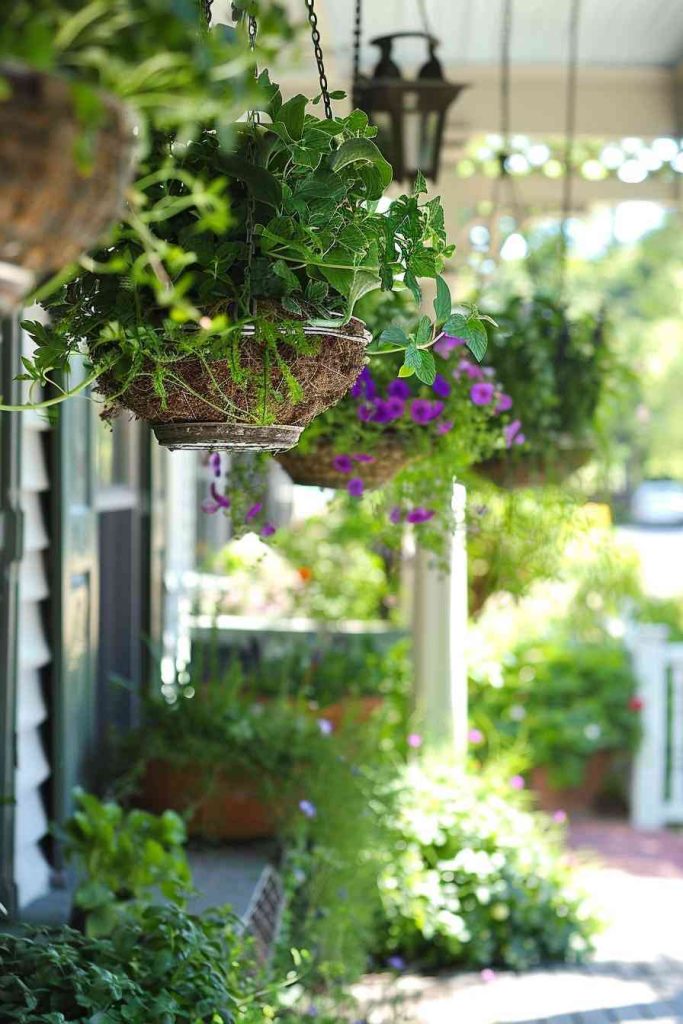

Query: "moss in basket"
(19, 71), (490, 419)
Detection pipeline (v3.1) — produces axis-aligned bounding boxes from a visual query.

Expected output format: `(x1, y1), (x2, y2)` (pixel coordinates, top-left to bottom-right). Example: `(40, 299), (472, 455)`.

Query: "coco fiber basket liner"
(0, 63), (138, 312)
(277, 437), (410, 489)
(96, 318), (371, 451)
(476, 437), (593, 488)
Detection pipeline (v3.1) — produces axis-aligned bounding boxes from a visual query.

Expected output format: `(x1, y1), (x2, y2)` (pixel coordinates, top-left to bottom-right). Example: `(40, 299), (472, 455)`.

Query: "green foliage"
(0, 904), (267, 1024)
(61, 788), (192, 936)
(469, 639), (640, 788)
(482, 294), (621, 456)
(632, 595), (683, 640)
(376, 763), (598, 971)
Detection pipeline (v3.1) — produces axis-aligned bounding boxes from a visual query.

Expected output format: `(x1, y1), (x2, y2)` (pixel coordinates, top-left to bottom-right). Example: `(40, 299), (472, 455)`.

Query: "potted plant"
(15, 37), (489, 449)
(475, 294), (619, 486)
(0, 0), (274, 314)
(469, 638), (641, 813)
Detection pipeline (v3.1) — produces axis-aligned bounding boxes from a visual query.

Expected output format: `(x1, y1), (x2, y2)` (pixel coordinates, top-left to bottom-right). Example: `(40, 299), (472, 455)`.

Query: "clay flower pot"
(0, 63), (138, 312)
(139, 760), (281, 841)
(97, 319), (371, 452)
(277, 437), (409, 489)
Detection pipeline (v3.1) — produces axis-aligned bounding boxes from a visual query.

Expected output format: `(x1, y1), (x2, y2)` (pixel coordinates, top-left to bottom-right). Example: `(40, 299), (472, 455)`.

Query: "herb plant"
(61, 788), (193, 936)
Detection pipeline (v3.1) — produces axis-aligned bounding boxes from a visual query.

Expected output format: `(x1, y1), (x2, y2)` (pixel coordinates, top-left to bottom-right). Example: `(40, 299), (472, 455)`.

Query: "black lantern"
(353, 31), (467, 183)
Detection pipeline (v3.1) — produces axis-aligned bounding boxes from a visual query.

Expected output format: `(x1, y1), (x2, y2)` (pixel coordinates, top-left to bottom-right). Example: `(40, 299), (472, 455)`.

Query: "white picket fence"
(628, 623), (683, 829)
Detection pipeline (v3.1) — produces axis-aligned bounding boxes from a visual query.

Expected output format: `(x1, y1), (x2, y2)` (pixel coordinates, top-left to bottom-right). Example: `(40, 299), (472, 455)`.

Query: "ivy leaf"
(221, 155), (281, 208)
(413, 170), (428, 195)
(404, 342), (436, 385)
(379, 325), (409, 347)
(278, 94), (307, 140)
(434, 276), (451, 323)
(329, 138), (393, 190)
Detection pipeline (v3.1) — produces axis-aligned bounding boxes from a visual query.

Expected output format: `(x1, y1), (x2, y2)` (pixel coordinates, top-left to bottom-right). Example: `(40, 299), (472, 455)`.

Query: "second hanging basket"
(276, 436), (410, 488)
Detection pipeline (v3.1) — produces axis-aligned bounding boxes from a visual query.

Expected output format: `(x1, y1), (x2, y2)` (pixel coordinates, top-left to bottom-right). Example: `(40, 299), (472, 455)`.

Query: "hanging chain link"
(352, 0), (362, 82)
(559, 0), (581, 291)
(243, 11), (259, 315)
(201, 0), (213, 29)
(305, 0), (333, 119)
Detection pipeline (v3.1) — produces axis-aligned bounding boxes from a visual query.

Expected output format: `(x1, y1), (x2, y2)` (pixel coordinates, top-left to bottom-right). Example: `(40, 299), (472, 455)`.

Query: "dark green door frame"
(0, 318), (23, 918)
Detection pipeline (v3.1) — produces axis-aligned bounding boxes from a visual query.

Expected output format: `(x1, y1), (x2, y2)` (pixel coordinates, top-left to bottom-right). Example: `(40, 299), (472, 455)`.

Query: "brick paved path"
(356, 820), (683, 1024)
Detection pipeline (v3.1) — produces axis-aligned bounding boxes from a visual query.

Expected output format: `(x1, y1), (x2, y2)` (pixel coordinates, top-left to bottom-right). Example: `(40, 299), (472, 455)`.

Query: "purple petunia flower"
(470, 382), (495, 406)
(389, 506), (403, 525)
(432, 373), (451, 399)
(245, 502), (262, 522)
(468, 728), (484, 745)
(552, 809), (568, 824)
(384, 396), (406, 421)
(495, 393), (513, 413)
(407, 507), (436, 524)
(455, 359), (484, 381)
(299, 799), (317, 818)
(332, 454), (353, 473)
(504, 419), (525, 448)
(436, 420), (454, 436)
(209, 452), (222, 477)
(407, 732), (422, 749)
(357, 403), (374, 422)
(434, 333), (465, 358)
(350, 367), (376, 400)
(352, 453), (375, 463)
(410, 399), (444, 424)
(370, 399), (394, 424)
(348, 477), (364, 498)
(318, 718), (333, 736)
(510, 774), (525, 790)
(201, 499), (220, 515)
(260, 522), (276, 537)
(387, 378), (412, 400)
(210, 483), (231, 509)
(387, 956), (406, 971)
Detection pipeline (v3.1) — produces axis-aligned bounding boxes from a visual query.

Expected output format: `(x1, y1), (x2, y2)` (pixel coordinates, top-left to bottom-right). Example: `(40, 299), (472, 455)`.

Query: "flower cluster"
(201, 452), (276, 537)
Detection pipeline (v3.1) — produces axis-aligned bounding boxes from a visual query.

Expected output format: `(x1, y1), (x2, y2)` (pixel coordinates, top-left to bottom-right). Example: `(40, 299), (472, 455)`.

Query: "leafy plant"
(469, 639), (641, 788)
(480, 293), (621, 457)
(376, 762), (599, 971)
(61, 788), (192, 936)
(0, 904), (268, 1024)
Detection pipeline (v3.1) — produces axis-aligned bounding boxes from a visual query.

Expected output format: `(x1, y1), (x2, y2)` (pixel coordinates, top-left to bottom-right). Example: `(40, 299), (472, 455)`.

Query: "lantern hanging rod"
(369, 31), (440, 47)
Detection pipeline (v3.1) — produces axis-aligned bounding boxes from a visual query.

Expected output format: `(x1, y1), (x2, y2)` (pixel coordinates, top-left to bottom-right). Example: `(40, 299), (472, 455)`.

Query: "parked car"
(630, 478), (683, 526)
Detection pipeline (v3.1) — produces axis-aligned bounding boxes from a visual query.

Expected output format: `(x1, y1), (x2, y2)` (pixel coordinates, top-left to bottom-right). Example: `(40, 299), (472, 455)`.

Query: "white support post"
(628, 623), (669, 830)
(412, 482), (468, 758)
(163, 450), (198, 676)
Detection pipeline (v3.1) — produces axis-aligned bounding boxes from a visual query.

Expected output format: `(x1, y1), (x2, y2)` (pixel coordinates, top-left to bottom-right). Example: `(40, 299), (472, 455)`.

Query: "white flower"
(584, 723), (601, 741)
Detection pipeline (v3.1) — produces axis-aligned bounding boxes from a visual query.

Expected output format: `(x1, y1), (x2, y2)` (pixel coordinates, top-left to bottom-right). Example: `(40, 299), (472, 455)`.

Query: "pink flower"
(470, 382), (495, 406)
(260, 522), (276, 537)
(436, 420), (453, 436)
(455, 358), (484, 381)
(245, 502), (262, 522)
(504, 419), (525, 448)
(348, 477), (364, 497)
(407, 733), (423, 749)
(495, 393), (513, 413)
(480, 968), (496, 983)
(201, 499), (220, 514)
(468, 728), (484, 745)
(510, 774), (525, 790)
(209, 452), (222, 477)
(552, 810), (568, 824)
(434, 333), (466, 358)
(209, 483), (230, 509)
(629, 696), (644, 711)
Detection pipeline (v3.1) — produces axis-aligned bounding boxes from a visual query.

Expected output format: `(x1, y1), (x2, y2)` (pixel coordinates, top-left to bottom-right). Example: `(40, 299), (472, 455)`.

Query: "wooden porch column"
(412, 482), (468, 757)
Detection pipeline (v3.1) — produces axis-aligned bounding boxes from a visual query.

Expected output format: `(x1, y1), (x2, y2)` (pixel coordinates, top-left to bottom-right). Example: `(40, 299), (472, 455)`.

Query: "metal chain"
(244, 11), (259, 315)
(559, 0), (581, 291)
(201, 0), (213, 29)
(352, 0), (362, 82)
(305, 0), (333, 119)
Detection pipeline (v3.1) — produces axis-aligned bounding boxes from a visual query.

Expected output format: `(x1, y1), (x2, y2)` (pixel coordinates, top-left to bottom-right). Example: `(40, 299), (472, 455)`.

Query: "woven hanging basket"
(476, 437), (593, 488)
(277, 436), (410, 489)
(97, 319), (371, 452)
(0, 63), (139, 313)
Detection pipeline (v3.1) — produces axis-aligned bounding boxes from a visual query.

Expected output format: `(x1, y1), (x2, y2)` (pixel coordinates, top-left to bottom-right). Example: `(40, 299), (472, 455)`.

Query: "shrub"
(376, 764), (598, 971)
(469, 639), (640, 788)
(0, 904), (266, 1024)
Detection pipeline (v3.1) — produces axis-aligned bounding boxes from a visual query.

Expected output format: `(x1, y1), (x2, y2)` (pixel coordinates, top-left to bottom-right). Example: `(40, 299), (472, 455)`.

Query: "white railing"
(627, 623), (683, 829)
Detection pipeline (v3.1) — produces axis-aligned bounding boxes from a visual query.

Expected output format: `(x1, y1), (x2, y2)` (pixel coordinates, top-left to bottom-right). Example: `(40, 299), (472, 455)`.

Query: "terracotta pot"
(139, 760), (281, 841)
(97, 319), (371, 452)
(320, 696), (385, 731)
(531, 751), (613, 814)
(277, 438), (409, 489)
(0, 64), (138, 312)
(476, 439), (593, 489)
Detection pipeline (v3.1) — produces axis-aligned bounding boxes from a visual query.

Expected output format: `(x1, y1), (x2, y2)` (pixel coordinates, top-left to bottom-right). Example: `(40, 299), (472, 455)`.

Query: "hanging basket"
(476, 436), (593, 488)
(0, 63), (139, 313)
(277, 436), (410, 489)
(97, 318), (371, 452)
